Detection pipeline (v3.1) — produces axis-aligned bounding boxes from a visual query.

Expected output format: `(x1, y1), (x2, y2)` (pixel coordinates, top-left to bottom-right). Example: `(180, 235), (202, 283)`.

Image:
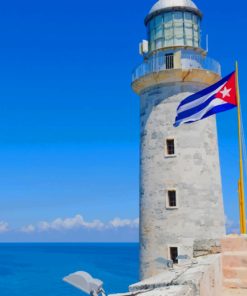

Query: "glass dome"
(147, 11), (201, 51)
(145, 0), (202, 52)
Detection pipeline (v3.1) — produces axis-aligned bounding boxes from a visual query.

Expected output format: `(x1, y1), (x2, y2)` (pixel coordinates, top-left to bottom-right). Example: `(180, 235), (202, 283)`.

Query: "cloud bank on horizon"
(23, 215), (139, 233)
(0, 214), (139, 242)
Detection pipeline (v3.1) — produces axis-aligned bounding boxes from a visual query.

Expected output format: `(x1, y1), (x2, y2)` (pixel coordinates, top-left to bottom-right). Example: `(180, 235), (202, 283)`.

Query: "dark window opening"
(165, 54), (174, 69)
(166, 139), (175, 155)
(170, 247), (178, 264)
(168, 190), (177, 207)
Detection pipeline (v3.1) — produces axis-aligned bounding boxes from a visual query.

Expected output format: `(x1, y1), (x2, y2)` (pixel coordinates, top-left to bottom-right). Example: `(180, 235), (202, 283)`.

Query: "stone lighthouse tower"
(132, 0), (226, 280)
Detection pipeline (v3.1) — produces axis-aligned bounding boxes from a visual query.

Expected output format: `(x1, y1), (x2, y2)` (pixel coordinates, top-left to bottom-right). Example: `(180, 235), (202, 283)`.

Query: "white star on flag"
(220, 86), (231, 98)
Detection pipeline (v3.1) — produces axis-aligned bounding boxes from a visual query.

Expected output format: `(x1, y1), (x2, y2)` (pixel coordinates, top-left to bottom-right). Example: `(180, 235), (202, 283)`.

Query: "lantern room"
(144, 0), (202, 53)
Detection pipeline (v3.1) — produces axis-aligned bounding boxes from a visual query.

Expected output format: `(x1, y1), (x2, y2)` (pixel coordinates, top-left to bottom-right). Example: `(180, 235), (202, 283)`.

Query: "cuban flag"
(174, 72), (237, 127)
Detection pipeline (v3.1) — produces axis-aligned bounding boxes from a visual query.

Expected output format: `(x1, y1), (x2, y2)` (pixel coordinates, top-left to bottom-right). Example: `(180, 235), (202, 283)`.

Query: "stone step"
(223, 288), (247, 296)
(222, 252), (247, 268)
(221, 236), (247, 252)
(223, 267), (247, 280)
(223, 278), (247, 289)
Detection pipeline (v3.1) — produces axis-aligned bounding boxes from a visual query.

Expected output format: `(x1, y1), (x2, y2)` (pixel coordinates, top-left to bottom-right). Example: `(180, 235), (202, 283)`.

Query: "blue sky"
(0, 0), (246, 242)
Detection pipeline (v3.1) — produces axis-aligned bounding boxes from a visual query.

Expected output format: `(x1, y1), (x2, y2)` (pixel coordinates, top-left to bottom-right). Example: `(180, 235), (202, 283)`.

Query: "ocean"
(0, 243), (139, 296)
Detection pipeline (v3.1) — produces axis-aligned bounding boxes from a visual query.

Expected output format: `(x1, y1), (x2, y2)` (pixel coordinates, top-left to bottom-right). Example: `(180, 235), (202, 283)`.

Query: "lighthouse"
(132, 0), (226, 280)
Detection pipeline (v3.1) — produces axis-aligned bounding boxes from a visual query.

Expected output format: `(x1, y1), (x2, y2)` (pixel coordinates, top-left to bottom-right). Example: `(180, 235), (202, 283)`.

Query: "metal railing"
(132, 51), (221, 82)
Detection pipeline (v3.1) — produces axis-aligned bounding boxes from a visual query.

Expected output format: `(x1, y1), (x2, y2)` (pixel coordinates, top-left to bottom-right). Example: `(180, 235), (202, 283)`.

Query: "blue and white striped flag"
(174, 72), (237, 127)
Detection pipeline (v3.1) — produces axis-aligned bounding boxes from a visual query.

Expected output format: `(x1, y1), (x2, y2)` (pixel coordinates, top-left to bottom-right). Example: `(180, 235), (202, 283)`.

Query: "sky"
(0, 0), (246, 242)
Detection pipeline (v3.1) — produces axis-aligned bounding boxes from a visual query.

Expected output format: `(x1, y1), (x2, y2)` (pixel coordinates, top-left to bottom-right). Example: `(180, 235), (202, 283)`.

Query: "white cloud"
(19, 215), (139, 233)
(38, 214), (105, 232)
(109, 217), (139, 228)
(21, 224), (35, 233)
(0, 221), (9, 233)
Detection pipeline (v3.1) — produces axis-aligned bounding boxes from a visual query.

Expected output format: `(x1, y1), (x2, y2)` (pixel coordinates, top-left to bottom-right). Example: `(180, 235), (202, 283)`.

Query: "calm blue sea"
(0, 243), (139, 296)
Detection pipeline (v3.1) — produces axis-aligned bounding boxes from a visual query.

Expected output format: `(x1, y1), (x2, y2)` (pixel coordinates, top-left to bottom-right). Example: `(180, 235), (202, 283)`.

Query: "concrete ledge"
(129, 267), (187, 292)
(110, 286), (193, 296)
(132, 68), (220, 94)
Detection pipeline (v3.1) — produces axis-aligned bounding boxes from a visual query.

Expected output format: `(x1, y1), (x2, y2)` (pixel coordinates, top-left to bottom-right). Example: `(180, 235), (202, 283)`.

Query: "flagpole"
(235, 61), (246, 234)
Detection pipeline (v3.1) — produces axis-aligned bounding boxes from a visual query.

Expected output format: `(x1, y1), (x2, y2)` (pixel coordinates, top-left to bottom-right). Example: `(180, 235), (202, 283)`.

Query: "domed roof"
(145, 0), (202, 24)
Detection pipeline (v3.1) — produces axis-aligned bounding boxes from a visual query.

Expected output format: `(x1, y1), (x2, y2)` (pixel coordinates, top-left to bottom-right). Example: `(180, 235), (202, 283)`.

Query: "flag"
(174, 71), (237, 127)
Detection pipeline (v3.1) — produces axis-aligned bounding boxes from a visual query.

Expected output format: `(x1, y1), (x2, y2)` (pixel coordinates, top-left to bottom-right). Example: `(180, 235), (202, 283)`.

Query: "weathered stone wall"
(110, 255), (222, 296)
(140, 82), (226, 279)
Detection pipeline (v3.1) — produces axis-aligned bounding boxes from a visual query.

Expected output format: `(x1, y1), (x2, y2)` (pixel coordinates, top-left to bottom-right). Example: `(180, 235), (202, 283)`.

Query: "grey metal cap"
(145, 0), (202, 24)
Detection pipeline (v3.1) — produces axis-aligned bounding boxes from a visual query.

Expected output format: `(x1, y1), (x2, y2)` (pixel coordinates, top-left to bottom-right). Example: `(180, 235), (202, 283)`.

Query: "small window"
(170, 247), (178, 264)
(165, 53), (174, 69)
(168, 190), (177, 207)
(166, 139), (175, 155)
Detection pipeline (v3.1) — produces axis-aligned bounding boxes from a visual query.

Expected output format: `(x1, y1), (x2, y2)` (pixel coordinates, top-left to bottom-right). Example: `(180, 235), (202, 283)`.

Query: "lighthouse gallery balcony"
(132, 49), (221, 83)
